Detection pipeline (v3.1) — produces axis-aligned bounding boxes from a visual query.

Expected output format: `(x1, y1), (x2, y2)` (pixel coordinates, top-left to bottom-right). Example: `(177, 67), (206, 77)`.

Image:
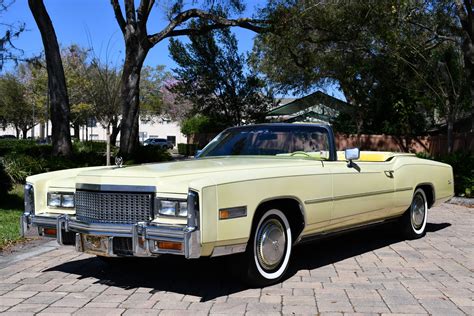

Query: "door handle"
(384, 170), (394, 178)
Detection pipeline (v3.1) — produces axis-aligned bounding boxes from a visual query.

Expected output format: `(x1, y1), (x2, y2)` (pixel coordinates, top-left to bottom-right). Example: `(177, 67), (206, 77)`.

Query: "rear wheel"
(400, 188), (428, 239)
(244, 208), (292, 287)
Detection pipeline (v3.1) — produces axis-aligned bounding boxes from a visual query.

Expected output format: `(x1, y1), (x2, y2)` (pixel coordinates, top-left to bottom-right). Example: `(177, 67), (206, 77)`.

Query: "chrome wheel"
(256, 218), (286, 270)
(411, 193), (426, 230)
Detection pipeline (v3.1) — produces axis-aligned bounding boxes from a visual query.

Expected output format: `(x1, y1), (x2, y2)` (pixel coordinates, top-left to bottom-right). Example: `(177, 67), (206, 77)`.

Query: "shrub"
(124, 146), (172, 165)
(0, 140), (38, 157)
(0, 160), (13, 197)
(2, 154), (47, 184)
(181, 115), (212, 135)
(417, 151), (474, 198)
(437, 152), (474, 198)
(178, 143), (199, 156)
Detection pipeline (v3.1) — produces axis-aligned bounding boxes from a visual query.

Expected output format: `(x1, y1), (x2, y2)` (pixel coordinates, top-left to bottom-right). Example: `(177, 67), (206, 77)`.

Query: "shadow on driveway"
(45, 222), (451, 302)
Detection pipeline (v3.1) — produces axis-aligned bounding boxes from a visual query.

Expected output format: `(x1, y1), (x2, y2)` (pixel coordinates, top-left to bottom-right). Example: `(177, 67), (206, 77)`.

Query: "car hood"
(77, 157), (313, 178)
(73, 156), (319, 194)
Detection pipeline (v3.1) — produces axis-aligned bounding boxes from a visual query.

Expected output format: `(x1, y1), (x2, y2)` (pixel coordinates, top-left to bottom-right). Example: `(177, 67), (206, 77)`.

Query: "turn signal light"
(157, 241), (182, 251)
(219, 210), (230, 219)
(43, 228), (57, 236)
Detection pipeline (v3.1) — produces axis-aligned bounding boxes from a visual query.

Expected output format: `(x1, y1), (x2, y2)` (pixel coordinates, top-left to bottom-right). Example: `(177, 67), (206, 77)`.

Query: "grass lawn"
(0, 184), (24, 251)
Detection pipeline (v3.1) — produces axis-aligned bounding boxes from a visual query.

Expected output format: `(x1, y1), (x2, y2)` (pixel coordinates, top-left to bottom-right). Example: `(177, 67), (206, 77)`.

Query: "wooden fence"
(335, 133), (473, 155)
(189, 132), (473, 156)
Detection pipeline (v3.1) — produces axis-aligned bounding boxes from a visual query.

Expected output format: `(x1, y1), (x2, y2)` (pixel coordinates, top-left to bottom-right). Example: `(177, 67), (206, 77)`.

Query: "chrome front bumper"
(56, 215), (201, 259)
(21, 213), (58, 237)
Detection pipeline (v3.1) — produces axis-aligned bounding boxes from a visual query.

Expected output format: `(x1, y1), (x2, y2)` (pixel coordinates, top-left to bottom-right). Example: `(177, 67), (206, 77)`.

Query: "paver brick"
(0, 203), (471, 315)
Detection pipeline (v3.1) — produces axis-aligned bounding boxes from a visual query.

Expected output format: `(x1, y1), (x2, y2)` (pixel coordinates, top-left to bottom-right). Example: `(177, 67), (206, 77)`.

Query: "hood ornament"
(115, 156), (123, 168)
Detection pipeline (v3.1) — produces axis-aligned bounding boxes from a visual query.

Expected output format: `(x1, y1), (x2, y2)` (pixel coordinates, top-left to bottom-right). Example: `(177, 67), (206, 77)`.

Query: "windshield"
(198, 125), (332, 158)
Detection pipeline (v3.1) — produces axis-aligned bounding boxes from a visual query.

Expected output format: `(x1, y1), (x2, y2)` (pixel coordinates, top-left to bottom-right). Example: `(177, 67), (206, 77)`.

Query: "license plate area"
(81, 234), (112, 256)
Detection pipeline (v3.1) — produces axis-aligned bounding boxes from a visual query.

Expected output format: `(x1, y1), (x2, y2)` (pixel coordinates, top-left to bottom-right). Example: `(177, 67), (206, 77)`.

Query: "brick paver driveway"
(0, 203), (472, 316)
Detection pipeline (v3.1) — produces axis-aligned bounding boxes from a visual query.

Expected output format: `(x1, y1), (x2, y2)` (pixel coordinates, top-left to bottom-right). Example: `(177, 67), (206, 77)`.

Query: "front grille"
(75, 190), (153, 224)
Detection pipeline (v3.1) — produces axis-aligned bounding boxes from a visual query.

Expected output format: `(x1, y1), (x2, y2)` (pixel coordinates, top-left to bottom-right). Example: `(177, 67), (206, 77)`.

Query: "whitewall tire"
(401, 188), (428, 239)
(245, 208), (292, 286)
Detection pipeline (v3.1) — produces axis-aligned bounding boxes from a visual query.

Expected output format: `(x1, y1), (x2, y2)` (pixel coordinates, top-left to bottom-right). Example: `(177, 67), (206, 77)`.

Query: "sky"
(3, 0), (345, 100)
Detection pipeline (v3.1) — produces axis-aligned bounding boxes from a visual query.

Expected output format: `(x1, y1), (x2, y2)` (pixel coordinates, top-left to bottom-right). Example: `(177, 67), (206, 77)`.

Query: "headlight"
(47, 192), (75, 208)
(155, 199), (188, 217)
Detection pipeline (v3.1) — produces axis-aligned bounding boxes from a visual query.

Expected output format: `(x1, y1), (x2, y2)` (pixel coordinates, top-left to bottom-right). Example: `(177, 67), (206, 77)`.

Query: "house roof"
(267, 91), (350, 116)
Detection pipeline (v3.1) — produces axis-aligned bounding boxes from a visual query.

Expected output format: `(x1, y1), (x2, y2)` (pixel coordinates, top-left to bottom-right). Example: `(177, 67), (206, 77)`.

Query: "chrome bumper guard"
(56, 215), (201, 259)
(21, 213), (58, 237)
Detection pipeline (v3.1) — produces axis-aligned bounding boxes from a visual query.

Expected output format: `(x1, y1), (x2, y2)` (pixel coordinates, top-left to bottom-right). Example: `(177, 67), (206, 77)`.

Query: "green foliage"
(0, 208), (23, 250)
(0, 160), (13, 197)
(0, 73), (38, 137)
(417, 151), (474, 197)
(0, 185), (24, 250)
(253, 1), (468, 137)
(181, 115), (216, 135)
(140, 65), (171, 122)
(2, 155), (45, 184)
(438, 152), (474, 198)
(169, 24), (273, 127)
(0, 139), (37, 156)
(124, 146), (173, 165)
(177, 143), (199, 156)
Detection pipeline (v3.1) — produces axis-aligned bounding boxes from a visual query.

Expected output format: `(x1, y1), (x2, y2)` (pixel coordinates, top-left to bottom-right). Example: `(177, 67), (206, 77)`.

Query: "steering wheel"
(290, 151), (311, 157)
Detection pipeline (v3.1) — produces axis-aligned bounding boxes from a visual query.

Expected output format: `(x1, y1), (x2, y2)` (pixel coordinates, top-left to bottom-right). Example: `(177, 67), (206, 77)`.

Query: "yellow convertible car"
(21, 124), (453, 286)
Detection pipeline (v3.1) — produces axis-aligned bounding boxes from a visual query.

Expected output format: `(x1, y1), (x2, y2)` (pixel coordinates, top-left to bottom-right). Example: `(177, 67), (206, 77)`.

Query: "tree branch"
(110, 0), (126, 34)
(124, 0), (136, 25)
(137, 0), (154, 27)
(148, 9), (268, 45)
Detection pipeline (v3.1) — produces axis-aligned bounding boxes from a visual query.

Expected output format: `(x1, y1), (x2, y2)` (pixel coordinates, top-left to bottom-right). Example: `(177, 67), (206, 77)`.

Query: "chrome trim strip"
(305, 187), (413, 204)
(76, 183), (155, 192)
(396, 187), (414, 192)
(299, 214), (402, 244)
(305, 197), (333, 204)
(211, 243), (247, 257)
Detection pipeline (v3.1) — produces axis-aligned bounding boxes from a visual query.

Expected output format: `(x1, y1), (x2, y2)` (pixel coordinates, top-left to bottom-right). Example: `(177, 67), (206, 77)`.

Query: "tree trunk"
(22, 128), (28, 139)
(447, 104), (454, 154)
(110, 120), (120, 147)
(28, 0), (72, 156)
(15, 128), (20, 139)
(106, 124), (111, 166)
(118, 45), (148, 158)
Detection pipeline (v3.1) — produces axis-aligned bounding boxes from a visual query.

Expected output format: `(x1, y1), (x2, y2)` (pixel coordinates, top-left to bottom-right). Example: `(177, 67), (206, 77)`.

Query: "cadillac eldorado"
(21, 123), (454, 286)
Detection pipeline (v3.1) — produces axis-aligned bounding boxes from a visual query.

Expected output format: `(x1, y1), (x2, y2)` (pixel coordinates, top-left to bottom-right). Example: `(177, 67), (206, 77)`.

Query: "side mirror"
(345, 148), (360, 168)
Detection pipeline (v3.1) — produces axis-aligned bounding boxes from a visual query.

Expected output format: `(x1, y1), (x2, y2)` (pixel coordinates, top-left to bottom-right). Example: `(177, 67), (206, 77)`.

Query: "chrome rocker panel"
(56, 215), (201, 259)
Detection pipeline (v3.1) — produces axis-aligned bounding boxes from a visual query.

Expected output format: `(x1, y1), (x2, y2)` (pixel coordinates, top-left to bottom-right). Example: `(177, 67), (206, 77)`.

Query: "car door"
(327, 160), (395, 230)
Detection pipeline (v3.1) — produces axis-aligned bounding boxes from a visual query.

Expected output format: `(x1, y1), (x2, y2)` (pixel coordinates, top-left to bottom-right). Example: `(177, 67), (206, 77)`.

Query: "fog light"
(156, 241), (182, 251)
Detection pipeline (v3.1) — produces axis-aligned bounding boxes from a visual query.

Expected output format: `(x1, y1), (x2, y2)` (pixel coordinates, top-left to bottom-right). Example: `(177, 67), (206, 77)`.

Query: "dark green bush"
(0, 140), (37, 157)
(0, 141), (123, 183)
(177, 143), (199, 156)
(124, 145), (172, 165)
(417, 151), (474, 197)
(0, 160), (13, 197)
(2, 154), (46, 184)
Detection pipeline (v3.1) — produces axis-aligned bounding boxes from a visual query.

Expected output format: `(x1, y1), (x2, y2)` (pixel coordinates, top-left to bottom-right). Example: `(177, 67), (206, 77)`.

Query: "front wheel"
(400, 188), (428, 239)
(244, 209), (292, 287)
